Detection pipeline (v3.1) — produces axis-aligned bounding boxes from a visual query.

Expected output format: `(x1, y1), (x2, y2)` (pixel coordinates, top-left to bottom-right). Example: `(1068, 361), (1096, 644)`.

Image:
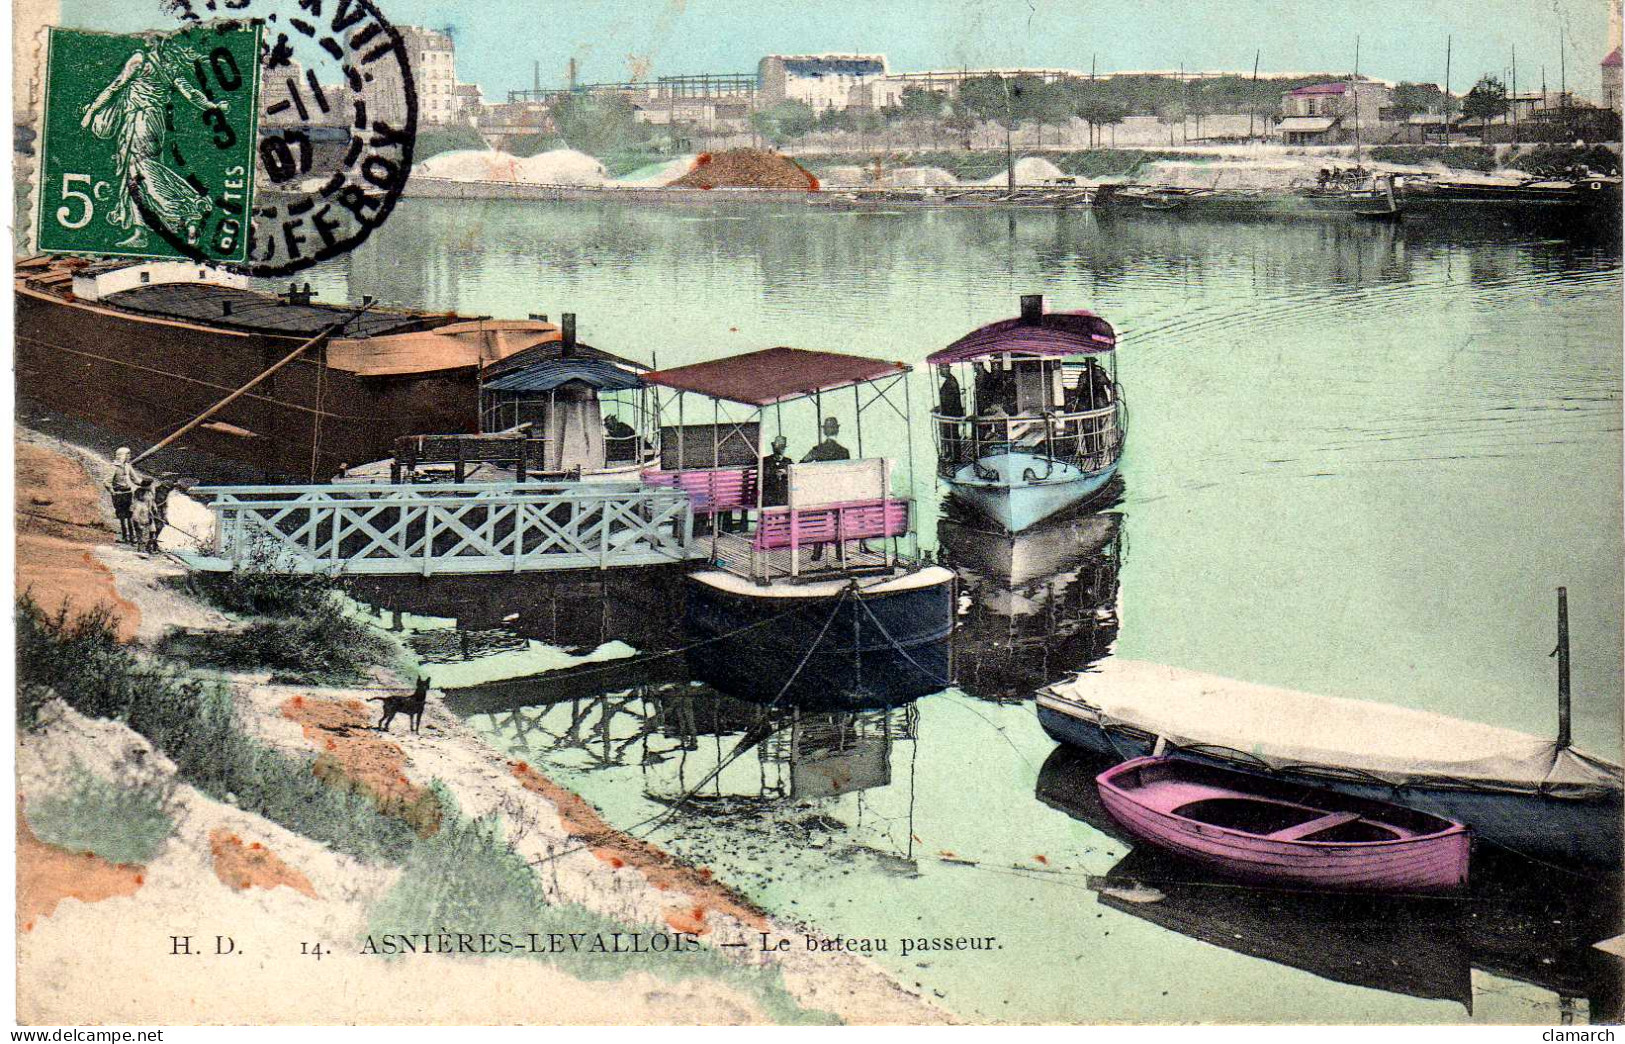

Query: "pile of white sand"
(411, 148), (607, 186)
(814, 165), (870, 187)
(974, 156), (1069, 185)
(887, 166), (960, 187)
(513, 148), (608, 185)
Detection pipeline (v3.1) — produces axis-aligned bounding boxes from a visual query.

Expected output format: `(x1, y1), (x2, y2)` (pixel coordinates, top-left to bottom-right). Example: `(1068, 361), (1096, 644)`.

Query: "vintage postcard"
(8, 0), (1624, 1028)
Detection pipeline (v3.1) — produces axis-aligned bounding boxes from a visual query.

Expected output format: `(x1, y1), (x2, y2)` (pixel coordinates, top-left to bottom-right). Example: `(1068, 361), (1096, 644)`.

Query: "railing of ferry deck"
(931, 402), (1125, 479)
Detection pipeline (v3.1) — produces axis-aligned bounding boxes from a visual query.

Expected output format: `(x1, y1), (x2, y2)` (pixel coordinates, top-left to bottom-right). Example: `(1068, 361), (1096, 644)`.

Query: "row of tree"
(540, 71), (1532, 155)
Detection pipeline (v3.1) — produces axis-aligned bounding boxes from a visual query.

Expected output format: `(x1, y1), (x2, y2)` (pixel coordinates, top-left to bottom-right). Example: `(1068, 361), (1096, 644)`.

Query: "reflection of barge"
(16, 256), (554, 479)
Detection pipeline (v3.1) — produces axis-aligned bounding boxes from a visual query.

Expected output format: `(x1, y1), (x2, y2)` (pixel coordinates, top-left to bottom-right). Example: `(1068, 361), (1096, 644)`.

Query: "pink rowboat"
(1096, 756), (1471, 893)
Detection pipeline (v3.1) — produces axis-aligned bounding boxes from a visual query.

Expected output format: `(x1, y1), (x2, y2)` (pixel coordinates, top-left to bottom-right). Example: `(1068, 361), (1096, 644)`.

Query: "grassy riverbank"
(13, 428), (949, 1025)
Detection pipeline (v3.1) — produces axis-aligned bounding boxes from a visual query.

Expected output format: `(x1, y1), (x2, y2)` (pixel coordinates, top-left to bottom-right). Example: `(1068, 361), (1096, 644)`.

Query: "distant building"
(368, 26), (478, 127)
(476, 100), (555, 141)
(757, 54), (889, 111)
(1603, 48), (1622, 114)
(1276, 79), (1393, 144)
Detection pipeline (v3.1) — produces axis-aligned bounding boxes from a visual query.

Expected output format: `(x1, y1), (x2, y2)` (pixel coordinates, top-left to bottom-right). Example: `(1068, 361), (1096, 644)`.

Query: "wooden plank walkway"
(174, 481), (700, 576)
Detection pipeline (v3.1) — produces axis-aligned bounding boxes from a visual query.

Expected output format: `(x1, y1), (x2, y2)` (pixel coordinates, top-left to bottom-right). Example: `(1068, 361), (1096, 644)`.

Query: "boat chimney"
(222, 300), (233, 316)
(1020, 294), (1044, 324)
(561, 313), (576, 356)
(1555, 586), (1572, 749)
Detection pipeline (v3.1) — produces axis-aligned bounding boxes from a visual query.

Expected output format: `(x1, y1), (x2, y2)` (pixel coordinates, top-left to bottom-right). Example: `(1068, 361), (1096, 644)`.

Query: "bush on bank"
(18, 595), (418, 863)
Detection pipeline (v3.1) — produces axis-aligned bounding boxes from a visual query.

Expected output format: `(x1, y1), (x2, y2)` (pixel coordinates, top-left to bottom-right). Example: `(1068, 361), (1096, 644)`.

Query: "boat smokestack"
(561, 313), (576, 356)
(1556, 586), (1572, 750)
(1020, 294), (1044, 324)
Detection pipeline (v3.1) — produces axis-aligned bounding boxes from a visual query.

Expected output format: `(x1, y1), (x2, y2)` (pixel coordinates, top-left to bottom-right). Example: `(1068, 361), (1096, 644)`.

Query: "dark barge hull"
(15, 284), (482, 482)
(1037, 704), (1624, 868)
(683, 566), (956, 705)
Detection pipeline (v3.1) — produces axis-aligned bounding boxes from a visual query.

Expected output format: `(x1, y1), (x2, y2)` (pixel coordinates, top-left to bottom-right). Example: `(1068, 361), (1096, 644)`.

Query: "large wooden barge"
(15, 256), (559, 480)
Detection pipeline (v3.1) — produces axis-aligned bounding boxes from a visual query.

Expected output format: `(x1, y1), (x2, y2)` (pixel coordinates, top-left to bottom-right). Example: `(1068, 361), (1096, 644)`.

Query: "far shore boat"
(1096, 755), (1472, 893)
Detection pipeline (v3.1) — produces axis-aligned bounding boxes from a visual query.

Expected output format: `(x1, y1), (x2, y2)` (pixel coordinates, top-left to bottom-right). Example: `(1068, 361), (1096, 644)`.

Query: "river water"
(319, 199), (1623, 1023)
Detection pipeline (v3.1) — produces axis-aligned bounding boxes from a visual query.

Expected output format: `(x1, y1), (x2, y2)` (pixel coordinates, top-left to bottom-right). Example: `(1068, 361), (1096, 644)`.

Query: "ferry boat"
(15, 255), (560, 480)
(639, 346), (956, 703)
(930, 296), (1126, 534)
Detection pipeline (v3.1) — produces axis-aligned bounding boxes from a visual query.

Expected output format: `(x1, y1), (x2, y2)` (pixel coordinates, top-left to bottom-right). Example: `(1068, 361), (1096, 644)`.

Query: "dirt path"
(15, 439), (141, 640)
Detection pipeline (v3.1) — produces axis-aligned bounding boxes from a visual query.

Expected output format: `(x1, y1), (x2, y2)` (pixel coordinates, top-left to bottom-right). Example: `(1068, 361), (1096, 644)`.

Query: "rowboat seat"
(1266, 811), (1361, 842)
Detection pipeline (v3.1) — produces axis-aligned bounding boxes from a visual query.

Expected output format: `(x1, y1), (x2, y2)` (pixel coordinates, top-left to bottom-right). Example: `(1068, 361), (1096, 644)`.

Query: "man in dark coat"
(761, 435), (792, 507)
(800, 417), (851, 463)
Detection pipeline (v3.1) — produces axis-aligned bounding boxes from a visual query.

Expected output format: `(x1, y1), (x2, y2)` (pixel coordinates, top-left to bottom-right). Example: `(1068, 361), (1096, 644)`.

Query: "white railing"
(184, 482), (697, 575)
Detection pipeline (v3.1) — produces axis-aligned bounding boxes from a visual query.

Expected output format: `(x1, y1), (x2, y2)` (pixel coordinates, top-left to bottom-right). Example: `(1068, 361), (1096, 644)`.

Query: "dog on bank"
(369, 676), (430, 734)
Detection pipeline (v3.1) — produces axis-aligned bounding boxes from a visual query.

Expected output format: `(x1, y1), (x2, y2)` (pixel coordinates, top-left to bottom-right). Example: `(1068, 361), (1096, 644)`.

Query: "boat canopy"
(480, 357), (642, 393)
(927, 310), (1116, 366)
(642, 346), (909, 407)
(1044, 660), (1622, 797)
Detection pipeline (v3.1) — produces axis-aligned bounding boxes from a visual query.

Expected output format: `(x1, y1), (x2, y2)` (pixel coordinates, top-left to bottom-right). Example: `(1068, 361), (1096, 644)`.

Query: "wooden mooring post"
(1556, 585), (1572, 750)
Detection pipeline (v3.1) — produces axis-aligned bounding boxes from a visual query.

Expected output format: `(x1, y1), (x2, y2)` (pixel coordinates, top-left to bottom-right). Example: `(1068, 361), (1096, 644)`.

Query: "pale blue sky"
(62, 0), (1617, 100)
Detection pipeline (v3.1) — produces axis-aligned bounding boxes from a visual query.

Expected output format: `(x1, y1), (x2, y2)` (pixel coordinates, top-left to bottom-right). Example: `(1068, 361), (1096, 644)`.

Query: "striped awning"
(481, 358), (642, 393)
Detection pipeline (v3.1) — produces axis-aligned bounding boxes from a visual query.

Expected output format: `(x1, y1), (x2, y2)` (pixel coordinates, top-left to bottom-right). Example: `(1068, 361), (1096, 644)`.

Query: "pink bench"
(642, 467), (758, 514)
(753, 499), (910, 550)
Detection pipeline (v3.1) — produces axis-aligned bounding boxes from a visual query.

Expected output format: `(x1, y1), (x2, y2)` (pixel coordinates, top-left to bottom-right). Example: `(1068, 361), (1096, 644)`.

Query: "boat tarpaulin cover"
(927, 310), (1116, 365)
(1045, 660), (1622, 796)
(643, 347), (909, 406)
(481, 358), (641, 393)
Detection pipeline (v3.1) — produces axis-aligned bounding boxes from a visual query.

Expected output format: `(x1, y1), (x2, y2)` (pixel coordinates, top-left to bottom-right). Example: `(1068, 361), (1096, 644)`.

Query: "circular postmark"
(152, 0), (417, 276)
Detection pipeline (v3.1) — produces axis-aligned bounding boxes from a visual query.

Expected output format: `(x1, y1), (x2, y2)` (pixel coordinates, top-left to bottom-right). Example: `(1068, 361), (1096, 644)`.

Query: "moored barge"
(16, 256), (561, 480)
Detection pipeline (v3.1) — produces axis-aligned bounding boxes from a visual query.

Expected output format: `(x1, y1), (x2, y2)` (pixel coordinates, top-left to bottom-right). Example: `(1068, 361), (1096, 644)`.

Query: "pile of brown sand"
(666, 149), (820, 191)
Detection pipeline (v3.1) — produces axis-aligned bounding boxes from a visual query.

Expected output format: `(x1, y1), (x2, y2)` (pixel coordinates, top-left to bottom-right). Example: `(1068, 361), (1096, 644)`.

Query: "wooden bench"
(753, 499), (909, 550)
(642, 467), (758, 514)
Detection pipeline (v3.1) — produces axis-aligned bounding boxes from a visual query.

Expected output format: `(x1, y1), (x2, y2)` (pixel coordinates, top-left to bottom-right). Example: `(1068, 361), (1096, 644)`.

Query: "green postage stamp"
(35, 23), (262, 263)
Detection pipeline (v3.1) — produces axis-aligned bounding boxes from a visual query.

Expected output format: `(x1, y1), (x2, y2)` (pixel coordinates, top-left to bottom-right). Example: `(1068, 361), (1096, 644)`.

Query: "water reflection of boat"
(930, 295), (1126, 533)
(1037, 747), (1624, 1018)
(450, 681), (921, 864)
(937, 510), (1122, 702)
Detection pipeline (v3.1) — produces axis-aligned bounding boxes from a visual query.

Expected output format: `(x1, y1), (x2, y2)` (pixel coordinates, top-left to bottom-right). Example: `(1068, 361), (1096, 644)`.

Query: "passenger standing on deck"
(800, 417), (851, 463)
(802, 419), (855, 562)
(105, 447), (141, 543)
(937, 365), (964, 417)
(761, 436), (792, 507)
